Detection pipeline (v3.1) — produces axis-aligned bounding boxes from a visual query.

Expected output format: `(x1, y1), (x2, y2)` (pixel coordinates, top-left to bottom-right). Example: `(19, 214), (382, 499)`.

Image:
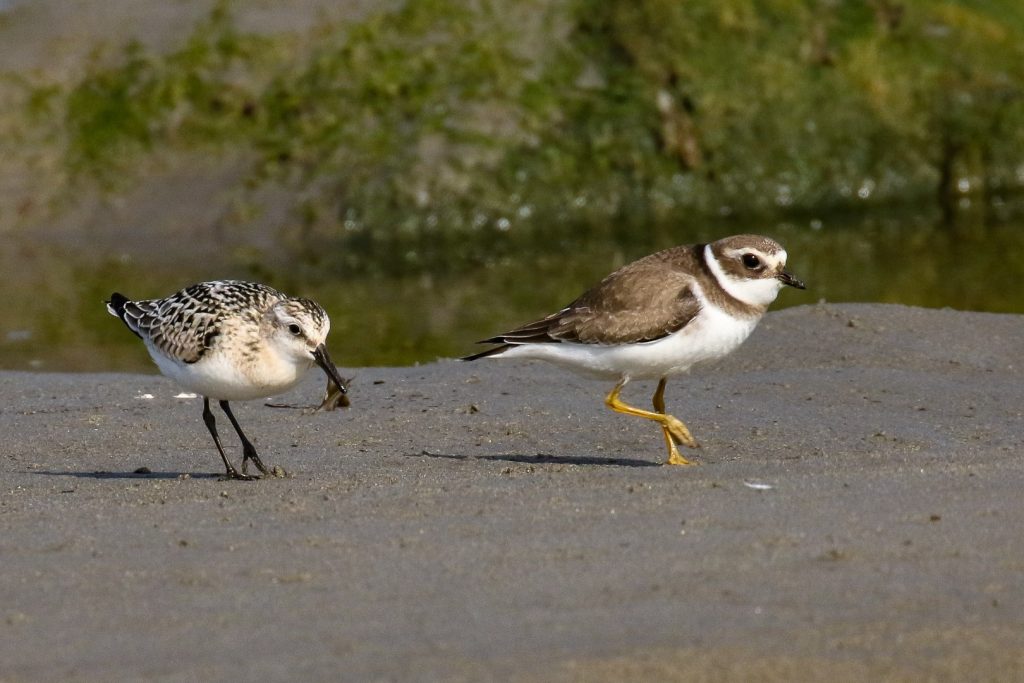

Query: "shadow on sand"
(32, 469), (224, 480)
(412, 450), (660, 468)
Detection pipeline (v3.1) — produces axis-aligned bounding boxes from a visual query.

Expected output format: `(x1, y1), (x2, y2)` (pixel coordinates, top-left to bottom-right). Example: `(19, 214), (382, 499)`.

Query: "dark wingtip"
(460, 344), (511, 362)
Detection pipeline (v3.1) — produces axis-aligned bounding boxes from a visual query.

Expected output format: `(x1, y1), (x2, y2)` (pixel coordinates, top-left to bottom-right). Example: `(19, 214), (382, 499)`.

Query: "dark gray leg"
(202, 398), (253, 480)
(219, 400), (275, 477)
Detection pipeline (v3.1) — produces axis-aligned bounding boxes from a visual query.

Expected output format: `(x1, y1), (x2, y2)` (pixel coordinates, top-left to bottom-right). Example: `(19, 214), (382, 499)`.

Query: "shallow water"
(2, 205), (1022, 373)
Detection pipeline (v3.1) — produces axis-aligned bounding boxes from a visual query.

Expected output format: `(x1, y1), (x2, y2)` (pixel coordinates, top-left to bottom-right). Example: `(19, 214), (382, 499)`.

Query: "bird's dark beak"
(777, 269), (806, 290)
(313, 343), (347, 396)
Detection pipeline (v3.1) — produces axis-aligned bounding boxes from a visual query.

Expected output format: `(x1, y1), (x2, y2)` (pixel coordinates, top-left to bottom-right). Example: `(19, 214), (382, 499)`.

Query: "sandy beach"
(2, 303), (1023, 681)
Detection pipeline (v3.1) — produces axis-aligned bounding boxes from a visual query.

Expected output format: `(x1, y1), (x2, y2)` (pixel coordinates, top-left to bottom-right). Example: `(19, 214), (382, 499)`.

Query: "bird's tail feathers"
(106, 292), (143, 339)
(106, 292), (129, 318)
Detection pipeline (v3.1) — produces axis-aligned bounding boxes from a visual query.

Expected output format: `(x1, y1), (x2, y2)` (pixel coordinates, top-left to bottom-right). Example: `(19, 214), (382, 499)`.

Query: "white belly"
(495, 305), (761, 380)
(147, 343), (312, 401)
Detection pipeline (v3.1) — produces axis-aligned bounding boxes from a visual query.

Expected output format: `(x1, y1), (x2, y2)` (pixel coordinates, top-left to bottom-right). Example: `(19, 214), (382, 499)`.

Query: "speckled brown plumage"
(105, 280), (345, 480)
(109, 281), (288, 364)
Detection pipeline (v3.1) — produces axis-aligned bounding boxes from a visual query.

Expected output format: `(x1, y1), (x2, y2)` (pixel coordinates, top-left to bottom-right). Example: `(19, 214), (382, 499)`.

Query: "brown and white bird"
(106, 280), (347, 480)
(463, 235), (805, 465)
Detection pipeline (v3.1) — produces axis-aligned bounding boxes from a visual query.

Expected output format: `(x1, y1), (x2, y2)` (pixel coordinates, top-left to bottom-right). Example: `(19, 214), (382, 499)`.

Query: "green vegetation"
(63, 5), (274, 169)
(31, 0), (1024, 274)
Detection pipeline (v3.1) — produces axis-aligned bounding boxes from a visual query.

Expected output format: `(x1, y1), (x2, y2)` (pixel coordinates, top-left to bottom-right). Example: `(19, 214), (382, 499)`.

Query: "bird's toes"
(221, 471), (258, 482)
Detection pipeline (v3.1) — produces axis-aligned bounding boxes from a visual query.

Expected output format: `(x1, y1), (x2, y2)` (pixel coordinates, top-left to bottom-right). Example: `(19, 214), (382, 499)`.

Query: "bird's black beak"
(313, 343), (347, 396)
(777, 269), (806, 290)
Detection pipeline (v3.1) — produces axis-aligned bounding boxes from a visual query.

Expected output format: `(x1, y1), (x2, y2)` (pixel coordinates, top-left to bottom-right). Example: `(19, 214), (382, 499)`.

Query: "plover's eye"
(287, 323), (302, 336)
(742, 253), (762, 269)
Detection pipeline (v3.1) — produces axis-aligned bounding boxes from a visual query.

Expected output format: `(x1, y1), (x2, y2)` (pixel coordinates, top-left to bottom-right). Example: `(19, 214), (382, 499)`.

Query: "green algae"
(38, 0), (1023, 275)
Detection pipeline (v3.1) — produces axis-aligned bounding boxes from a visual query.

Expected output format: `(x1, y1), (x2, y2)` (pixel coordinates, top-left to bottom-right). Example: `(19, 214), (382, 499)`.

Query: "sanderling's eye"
(287, 323), (302, 336)
(742, 253), (761, 269)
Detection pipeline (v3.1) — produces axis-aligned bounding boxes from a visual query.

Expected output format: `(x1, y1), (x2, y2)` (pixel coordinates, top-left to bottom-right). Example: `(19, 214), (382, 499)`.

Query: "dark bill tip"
(313, 343), (347, 395)
(777, 270), (806, 290)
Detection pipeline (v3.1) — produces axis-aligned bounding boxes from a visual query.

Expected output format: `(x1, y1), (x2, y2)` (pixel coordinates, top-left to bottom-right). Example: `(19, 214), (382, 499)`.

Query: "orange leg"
(605, 378), (699, 466)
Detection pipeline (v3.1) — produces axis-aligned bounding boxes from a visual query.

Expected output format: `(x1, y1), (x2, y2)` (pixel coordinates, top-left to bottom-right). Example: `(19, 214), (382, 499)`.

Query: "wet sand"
(2, 303), (1023, 681)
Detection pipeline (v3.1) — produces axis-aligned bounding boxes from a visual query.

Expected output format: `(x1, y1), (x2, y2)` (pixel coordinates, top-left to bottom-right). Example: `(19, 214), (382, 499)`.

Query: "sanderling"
(107, 280), (347, 480)
(463, 235), (805, 465)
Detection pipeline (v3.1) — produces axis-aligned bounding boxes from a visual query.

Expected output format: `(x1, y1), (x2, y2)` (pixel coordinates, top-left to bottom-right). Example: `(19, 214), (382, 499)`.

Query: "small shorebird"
(106, 280), (347, 480)
(463, 235), (805, 465)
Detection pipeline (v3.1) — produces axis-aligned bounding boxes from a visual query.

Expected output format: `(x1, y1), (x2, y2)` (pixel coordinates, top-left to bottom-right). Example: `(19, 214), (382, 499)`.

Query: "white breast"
(146, 340), (312, 401)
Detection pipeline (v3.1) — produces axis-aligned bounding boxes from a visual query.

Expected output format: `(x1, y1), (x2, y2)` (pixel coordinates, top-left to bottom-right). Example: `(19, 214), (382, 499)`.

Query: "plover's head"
(267, 298), (347, 396)
(707, 234), (806, 307)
